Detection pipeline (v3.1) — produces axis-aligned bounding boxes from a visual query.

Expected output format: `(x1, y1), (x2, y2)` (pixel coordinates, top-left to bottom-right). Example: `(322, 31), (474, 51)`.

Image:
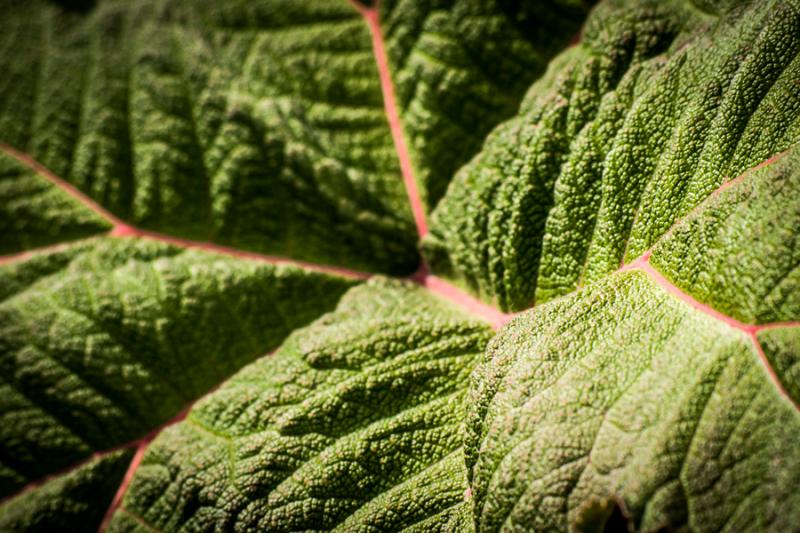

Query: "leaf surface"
(0, 450), (133, 533)
(0, 237), (355, 497)
(0, 0), (798, 531)
(0, 0), (596, 272)
(467, 144), (800, 531)
(108, 278), (493, 532)
(0, 151), (111, 254)
(650, 149), (800, 325)
(759, 327), (800, 407)
(379, 0), (593, 207)
(469, 270), (800, 531)
(424, 0), (800, 310)
(0, 0), (418, 273)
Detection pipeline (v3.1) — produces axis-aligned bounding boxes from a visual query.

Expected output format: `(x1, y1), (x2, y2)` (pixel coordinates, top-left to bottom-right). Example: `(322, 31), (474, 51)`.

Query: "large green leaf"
(467, 144), (800, 531)
(379, 0), (593, 207)
(1, 0), (798, 531)
(0, 0), (417, 273)
(108, 278), (492, 532)
(424, 0), (800, 311)
(0, 237), (356, 497)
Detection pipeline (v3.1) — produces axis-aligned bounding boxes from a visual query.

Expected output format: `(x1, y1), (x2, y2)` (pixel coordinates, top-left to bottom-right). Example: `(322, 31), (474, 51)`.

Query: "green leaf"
(2, 0), (799, 530)
(0, 151), (111, 254)
(380, 0), (593, 207)
(469, 270), (800, 531)
(0, 0), (418, 274)
(424, 0), (800, 311)
(467, 143), (800, 531)
(0, 450), (133, 533)
(108, 278), (492, 532)
(650, 149), (800, 325)
(758, 327), (800, 407)
(0, 0), (598, 269)
(0, 237), (355, 497)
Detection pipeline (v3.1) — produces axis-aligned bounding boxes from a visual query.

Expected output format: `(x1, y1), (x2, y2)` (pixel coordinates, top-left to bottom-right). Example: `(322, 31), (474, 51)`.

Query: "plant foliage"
(0, 0), (798, 532)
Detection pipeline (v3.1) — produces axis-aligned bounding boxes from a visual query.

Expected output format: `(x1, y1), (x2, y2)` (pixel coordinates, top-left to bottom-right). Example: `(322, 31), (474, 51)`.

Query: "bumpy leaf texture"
(0, 152), (111, 253)
(468, 149), (800, 530)
(424, 0), (800, 311)
(0, 238), (357, 494)
(0, 0), (798, 532)
(109, 279), (492, 532)
(0, 0), (590, 273)
(379, 0), (593, 207)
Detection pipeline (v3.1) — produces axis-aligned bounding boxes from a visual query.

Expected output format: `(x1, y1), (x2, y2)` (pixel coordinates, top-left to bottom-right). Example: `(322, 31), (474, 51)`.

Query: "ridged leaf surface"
(108, 279), (492, 532)
(0, 238), (355, 497)
(469, 270), (800, 531)
(0, 152), (110, 254)
(0, 0), (418, 273)
(467, 144), (800, 531)
(379, 0), (593, 207)
(1, 0), (798, 531)
(0, 450), (133, 533)
(424, 0), (800, 310)
(0, 0), (594, 271)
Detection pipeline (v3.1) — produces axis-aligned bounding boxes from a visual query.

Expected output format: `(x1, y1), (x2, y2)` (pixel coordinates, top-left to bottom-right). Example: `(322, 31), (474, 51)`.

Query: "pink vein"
(0, 240), (86, 266)
(98, 445), (147, 532)
(622, 252), (800, 410)
(109, 224), (372, 281)
(95, 403), (192, 533)
(0, 143), (370, 281)
(620, 148), (791, 267)
(0, 399), (192, 517)
(416, 270), (512, 330)
(0, 141), (125, 227)
(351, 1), (513, 328)
(0, 144), (505, 329)
(353, 0), (428, 237)
(92, 368), (227, 533)
(2, 373), (232, 531)
(614, 151), (798, 408)
(612, 149), (800, 410)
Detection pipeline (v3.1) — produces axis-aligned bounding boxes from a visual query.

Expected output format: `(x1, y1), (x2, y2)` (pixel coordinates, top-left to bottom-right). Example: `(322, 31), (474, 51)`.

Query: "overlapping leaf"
(0, 237), (355, 498)
(108, 279), (492, 532)
(467, 144), (800, 531)
(424, 0), (800, 311)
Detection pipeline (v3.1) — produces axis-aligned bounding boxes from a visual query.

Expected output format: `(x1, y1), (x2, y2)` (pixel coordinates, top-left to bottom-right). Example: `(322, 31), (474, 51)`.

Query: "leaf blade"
(0, 237), (356, 497)
(111, 278), (493, 531)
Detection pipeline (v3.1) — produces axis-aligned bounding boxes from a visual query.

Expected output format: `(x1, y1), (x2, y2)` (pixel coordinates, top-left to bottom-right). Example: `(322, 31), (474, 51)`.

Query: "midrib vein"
(351, 0), (428, 238)
(351, 0), (515, 330)
(622, 252), (800, 411)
